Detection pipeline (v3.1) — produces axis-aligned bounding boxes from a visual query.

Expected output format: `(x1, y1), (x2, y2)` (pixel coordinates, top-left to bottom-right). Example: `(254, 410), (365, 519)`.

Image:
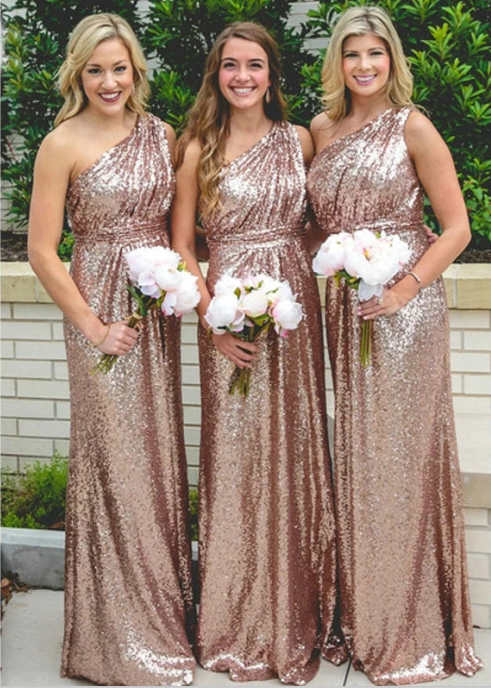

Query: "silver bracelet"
(408, 271), (422, 286)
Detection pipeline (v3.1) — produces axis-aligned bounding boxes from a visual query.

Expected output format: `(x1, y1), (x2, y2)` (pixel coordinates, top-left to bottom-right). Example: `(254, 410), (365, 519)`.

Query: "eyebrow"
(342, 45), (388, 53)
(220, 56), (267, 63)
(85, 59), (128, 67)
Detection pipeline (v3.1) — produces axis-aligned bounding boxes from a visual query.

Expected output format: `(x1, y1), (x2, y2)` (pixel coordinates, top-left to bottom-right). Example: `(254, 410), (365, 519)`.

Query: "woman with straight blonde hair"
(28, 13), (195, 685)
(307, 5), (482, 684)
(172, 21), (341, 685)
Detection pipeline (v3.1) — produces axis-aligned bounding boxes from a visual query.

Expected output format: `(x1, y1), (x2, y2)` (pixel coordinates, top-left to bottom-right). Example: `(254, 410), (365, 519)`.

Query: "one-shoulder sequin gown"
(307, 107), (482, 685)
(61, 115), (196, 686)
(196, 121), (340, 685)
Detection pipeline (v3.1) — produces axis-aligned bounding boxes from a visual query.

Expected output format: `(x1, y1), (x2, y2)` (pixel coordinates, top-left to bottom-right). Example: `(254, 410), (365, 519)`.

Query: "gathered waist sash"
(206, 223), (305, 249)
(338, 219), (423, 235)
(73, 221), (168, 245)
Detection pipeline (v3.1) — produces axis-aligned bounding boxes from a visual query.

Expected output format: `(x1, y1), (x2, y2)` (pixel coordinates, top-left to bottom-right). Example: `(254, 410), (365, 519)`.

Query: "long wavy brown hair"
(175, 22), (287, 219)
(55, 13), (149, 127)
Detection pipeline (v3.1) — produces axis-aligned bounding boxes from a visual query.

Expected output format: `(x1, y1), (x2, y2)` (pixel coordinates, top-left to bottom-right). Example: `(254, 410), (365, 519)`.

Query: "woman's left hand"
(358, 288), (407, 320)
(424, 224), (438, 244)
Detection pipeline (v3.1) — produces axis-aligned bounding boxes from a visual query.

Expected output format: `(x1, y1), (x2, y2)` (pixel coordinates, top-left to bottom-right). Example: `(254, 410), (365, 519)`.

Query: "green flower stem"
(360, 318), (373, 367)
(91, 292), (159, 375)
(228, 321), (271, 397)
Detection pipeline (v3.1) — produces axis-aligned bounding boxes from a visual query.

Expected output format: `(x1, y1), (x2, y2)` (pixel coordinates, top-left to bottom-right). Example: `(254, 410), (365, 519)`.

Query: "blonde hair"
(55, 13), (149, 126)
(175, 21), (287, 219)
(321, 5), (414, 121)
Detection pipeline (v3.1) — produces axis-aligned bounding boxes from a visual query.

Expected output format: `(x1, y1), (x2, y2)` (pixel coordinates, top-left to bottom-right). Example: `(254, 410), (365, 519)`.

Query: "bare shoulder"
(161, 119), (176, 150)
(405, 109), (443, 148)
(293, 124), (315, 166)
(163, 121), (176, 144)
(175, 137), (202, 179)
(310, 111), (338, 151)
(310, 111), (331, 136)
(293, 123), (313, 145)
(183, 137), (202, 164)
(35, 122), (78, 173)
(38, 121), (75, 156)
(151, 114), (176, 146)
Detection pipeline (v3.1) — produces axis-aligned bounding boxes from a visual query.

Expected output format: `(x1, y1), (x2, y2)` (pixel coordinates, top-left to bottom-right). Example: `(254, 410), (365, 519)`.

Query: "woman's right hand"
(212, 331), (258, 368)
(96, 321), (140, 355)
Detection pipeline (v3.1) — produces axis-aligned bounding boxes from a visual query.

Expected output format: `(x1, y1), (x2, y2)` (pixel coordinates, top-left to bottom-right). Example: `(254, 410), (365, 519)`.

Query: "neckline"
(70, 113), (141, 188)
(315, 108), (394, 158)
(224, 120), (277, 167)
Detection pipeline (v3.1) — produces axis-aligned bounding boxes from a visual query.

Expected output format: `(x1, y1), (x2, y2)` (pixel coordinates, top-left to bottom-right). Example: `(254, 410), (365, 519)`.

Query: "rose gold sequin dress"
(61, 115), (196, 686)
(196, 121), (340, 684)
(307, 107), (482, 685)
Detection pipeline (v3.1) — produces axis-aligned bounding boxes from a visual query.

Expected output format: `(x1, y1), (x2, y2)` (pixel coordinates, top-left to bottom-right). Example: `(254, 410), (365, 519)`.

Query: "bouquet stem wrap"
(360, 319), (373, 368)
(228, 323), (270, 397)
(92, 288), (153, 374)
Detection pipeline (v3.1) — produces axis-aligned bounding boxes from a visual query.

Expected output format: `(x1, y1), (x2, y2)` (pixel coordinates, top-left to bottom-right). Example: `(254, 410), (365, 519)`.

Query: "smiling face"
(80, 37), (134, 115)
(341, 33), (391, 99)
(218, 37), (271, 112)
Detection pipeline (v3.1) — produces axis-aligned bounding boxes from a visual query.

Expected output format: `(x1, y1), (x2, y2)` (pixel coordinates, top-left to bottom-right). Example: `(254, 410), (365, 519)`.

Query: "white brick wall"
(464, 508), (491, 628)
(450, 310), (491, 415)
(2, 296), (489, 477)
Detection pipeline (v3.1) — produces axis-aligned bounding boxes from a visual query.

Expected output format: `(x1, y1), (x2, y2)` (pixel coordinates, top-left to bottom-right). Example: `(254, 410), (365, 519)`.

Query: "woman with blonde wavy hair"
(172, 21), (341, 685)
(28, 13), (196, 685)
(307, 5), (482, 684)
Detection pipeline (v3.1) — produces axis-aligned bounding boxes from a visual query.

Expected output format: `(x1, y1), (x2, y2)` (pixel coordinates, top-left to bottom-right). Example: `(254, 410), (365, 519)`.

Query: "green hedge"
(1, 454), (69, 529)
(2, 0), (490, 250)
(1, 452), (199, 536)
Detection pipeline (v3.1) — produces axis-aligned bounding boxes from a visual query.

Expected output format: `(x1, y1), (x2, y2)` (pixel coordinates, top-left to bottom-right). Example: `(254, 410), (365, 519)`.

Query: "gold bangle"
(408, 271), (422, 286)
(90, 324), (110, 348)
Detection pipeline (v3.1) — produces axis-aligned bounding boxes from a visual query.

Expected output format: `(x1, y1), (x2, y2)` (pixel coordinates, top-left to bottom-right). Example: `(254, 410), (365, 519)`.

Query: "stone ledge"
(1, 528), (65, 589)
(2, 262), (491, 309)
(0, 528), (198, 590)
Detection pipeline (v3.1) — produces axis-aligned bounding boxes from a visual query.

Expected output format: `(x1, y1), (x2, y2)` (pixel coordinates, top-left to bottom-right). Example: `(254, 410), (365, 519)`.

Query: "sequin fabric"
(62, 114), (196, 686)
(197, 121), (340, 684)
(307, 107), (482, 685)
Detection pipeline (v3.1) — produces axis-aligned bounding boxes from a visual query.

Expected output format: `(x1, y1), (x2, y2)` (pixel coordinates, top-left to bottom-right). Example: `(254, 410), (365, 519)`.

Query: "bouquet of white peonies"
(313, 228), (412, 366)
(93, 246), (200, 374)
(205, 272), (304, 396)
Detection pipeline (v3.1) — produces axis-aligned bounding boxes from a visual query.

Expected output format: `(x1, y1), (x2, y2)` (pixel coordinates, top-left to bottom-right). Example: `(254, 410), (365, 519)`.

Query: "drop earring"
(265, 87), (271, 104)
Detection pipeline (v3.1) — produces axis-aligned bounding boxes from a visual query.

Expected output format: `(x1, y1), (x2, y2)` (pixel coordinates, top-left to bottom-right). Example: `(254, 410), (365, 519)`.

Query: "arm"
(28, 130), (138, 355)
(361, 111), (471, 318)
(163, 120), (177, 162)
(294, 124), (324, 255)
(170, 139), (211, 329)
(170, 140), (257, 368)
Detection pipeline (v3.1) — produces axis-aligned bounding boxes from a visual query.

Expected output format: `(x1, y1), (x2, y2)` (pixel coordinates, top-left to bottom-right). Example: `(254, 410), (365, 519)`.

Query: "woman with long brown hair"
(172, 21), (341, 685)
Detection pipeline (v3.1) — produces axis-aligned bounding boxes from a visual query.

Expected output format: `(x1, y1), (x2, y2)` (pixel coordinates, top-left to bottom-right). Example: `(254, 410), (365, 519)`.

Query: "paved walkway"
(1, 589), (489, 687)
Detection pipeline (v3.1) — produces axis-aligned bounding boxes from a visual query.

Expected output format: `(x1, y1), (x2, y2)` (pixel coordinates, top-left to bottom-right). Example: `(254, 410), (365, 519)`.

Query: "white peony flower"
(205, 293), (245, 334)
(345, 230), (413, 299)
(272, 299), (303, 336)
(153, 264), (182, 293)
(214, 272), (244, 298)
(161, 290), (178, 316)
(137, 270), (163, 299)
(313, 232), (354, 276)
(126, 246), (180, 283)
(249, 274), (282, 295)
(172, 272), (201, 316)
(240, 290), (269, 318)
